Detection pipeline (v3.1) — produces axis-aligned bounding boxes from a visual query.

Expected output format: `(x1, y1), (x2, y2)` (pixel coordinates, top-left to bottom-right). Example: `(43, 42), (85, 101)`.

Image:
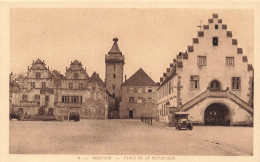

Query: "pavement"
(9, 119), (253, 155)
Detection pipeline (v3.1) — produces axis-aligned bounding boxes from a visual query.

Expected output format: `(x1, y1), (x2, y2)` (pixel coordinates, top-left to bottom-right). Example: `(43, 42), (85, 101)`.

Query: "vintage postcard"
(1, 1), (260, 162)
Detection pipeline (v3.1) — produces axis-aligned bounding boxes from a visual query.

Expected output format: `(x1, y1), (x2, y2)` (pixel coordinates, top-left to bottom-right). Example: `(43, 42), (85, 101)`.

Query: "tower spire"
(108, 37), (122, 55)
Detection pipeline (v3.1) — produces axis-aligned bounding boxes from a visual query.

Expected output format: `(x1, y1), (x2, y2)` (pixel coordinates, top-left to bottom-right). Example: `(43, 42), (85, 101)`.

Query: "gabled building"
(157, 13), (253, 126)
(10, 59), (115, 120)
(120, 68), (158, 119)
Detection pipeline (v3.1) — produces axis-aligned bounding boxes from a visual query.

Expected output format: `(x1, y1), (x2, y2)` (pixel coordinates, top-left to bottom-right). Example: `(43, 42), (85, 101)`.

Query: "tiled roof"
(122, 68), (157, 86)
(158, 69), (177, 90)
(108, 38), (122, 55)
(89, 72), (105, 87)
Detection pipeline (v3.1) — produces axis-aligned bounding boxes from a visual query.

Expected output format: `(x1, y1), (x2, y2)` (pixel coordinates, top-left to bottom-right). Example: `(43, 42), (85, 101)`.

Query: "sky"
(10, 9), (254, 82)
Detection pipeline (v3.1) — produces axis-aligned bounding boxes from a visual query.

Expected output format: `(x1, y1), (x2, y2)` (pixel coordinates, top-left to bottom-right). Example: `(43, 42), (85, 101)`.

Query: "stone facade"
(105, 38), (125, 118)
(119, 68), (158, 119)
(105, 38), (125, 99)
(10, 59), (115, 120)
(157, 13), (254, 126)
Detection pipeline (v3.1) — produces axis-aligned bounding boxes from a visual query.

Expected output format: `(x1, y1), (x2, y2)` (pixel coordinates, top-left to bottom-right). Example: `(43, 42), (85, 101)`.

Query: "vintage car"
(69, 112), (80, 122)
(176, 118), (193, 130)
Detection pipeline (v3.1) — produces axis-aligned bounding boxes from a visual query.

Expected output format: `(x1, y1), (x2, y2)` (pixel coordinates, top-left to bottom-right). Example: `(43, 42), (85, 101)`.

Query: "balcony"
(55, 102), (82, 108)
(20, 101), (40, 107)
(207, 90), (227, 98)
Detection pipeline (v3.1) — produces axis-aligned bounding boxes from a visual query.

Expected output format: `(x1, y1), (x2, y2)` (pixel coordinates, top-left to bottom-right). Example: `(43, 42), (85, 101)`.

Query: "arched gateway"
(204, 103), (230, 126)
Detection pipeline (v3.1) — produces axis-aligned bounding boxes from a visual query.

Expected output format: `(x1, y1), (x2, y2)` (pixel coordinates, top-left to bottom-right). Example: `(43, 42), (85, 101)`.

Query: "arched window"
(210, 80), (220, 91)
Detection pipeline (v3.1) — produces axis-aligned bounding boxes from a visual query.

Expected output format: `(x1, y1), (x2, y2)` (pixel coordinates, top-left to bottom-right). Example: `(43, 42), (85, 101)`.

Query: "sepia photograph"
(1, 1), (260, 162)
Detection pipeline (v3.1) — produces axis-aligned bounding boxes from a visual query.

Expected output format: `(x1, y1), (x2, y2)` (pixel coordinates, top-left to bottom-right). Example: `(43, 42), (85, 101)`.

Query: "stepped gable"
(122, 68), (157, 86)
(89, 72), (105, 87)
(29, 58), (48, 70)
(159, 13), (253, 87)
(183, 13), (249, 65)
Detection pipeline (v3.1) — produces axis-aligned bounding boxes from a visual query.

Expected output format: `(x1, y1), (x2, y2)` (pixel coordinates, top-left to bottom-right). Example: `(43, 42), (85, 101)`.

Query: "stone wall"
(120, 86), (157, 119)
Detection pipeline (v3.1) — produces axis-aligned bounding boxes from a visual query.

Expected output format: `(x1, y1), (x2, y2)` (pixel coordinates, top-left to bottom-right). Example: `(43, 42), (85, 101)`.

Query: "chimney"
(125, 75), (127, 81)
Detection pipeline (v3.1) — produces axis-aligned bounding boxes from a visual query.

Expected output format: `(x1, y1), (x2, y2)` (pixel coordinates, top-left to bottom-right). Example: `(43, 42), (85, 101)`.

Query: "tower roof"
(108, 38), (122, 55)
(122, 68), (157, 86)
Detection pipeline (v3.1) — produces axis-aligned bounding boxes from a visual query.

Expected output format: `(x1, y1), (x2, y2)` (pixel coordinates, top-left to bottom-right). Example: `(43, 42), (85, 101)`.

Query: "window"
(129, 87), (134, 93)
(18, 108), (23, 114)
(74, 73), (78, 79)
(69, 83), (73, 89)
(215, 25), (218, 29)
(62, 96), (70, 103)
(226, 57), (234, 66)
(79, 83), (83, 89)
(148, 87), (152, 93)
(113, 85), (116, 89)
(163, 105), (165, 116)
(31, 82), (35, 88)
(36, 72), (41, 78)
(213, 37), (218, 46)
(113, 93), (115, 97)
(197, 56), (207, 66)
(41, 82), (46, 89)
(62, 96), (82, 103)
(171, 80), (174, 93)
(232, 77), (241, 90)
(22, 95), (28, 101)
(45, 96), (49, 102)
(129, 97), (134, 102)
(34, 95), (40, 102)
(137, 87), (143, 93)
(169, 81), (171, 94)
(190, 76), (199, 89)
(114, 74), (116, 78)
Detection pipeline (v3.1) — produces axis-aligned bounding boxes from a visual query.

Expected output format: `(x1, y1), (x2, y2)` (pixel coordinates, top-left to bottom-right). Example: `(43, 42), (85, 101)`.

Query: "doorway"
(204, 103), (230, 126)
(129, 110), (133, 119)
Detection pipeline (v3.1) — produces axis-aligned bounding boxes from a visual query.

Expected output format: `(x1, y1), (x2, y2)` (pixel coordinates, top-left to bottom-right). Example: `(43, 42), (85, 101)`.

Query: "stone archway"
(204, 103), (230, 126)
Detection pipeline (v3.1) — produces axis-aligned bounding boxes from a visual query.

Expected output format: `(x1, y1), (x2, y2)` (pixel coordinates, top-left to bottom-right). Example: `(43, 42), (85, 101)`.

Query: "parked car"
(176, 118), (193, 130)
(69, 112), (80, 122)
